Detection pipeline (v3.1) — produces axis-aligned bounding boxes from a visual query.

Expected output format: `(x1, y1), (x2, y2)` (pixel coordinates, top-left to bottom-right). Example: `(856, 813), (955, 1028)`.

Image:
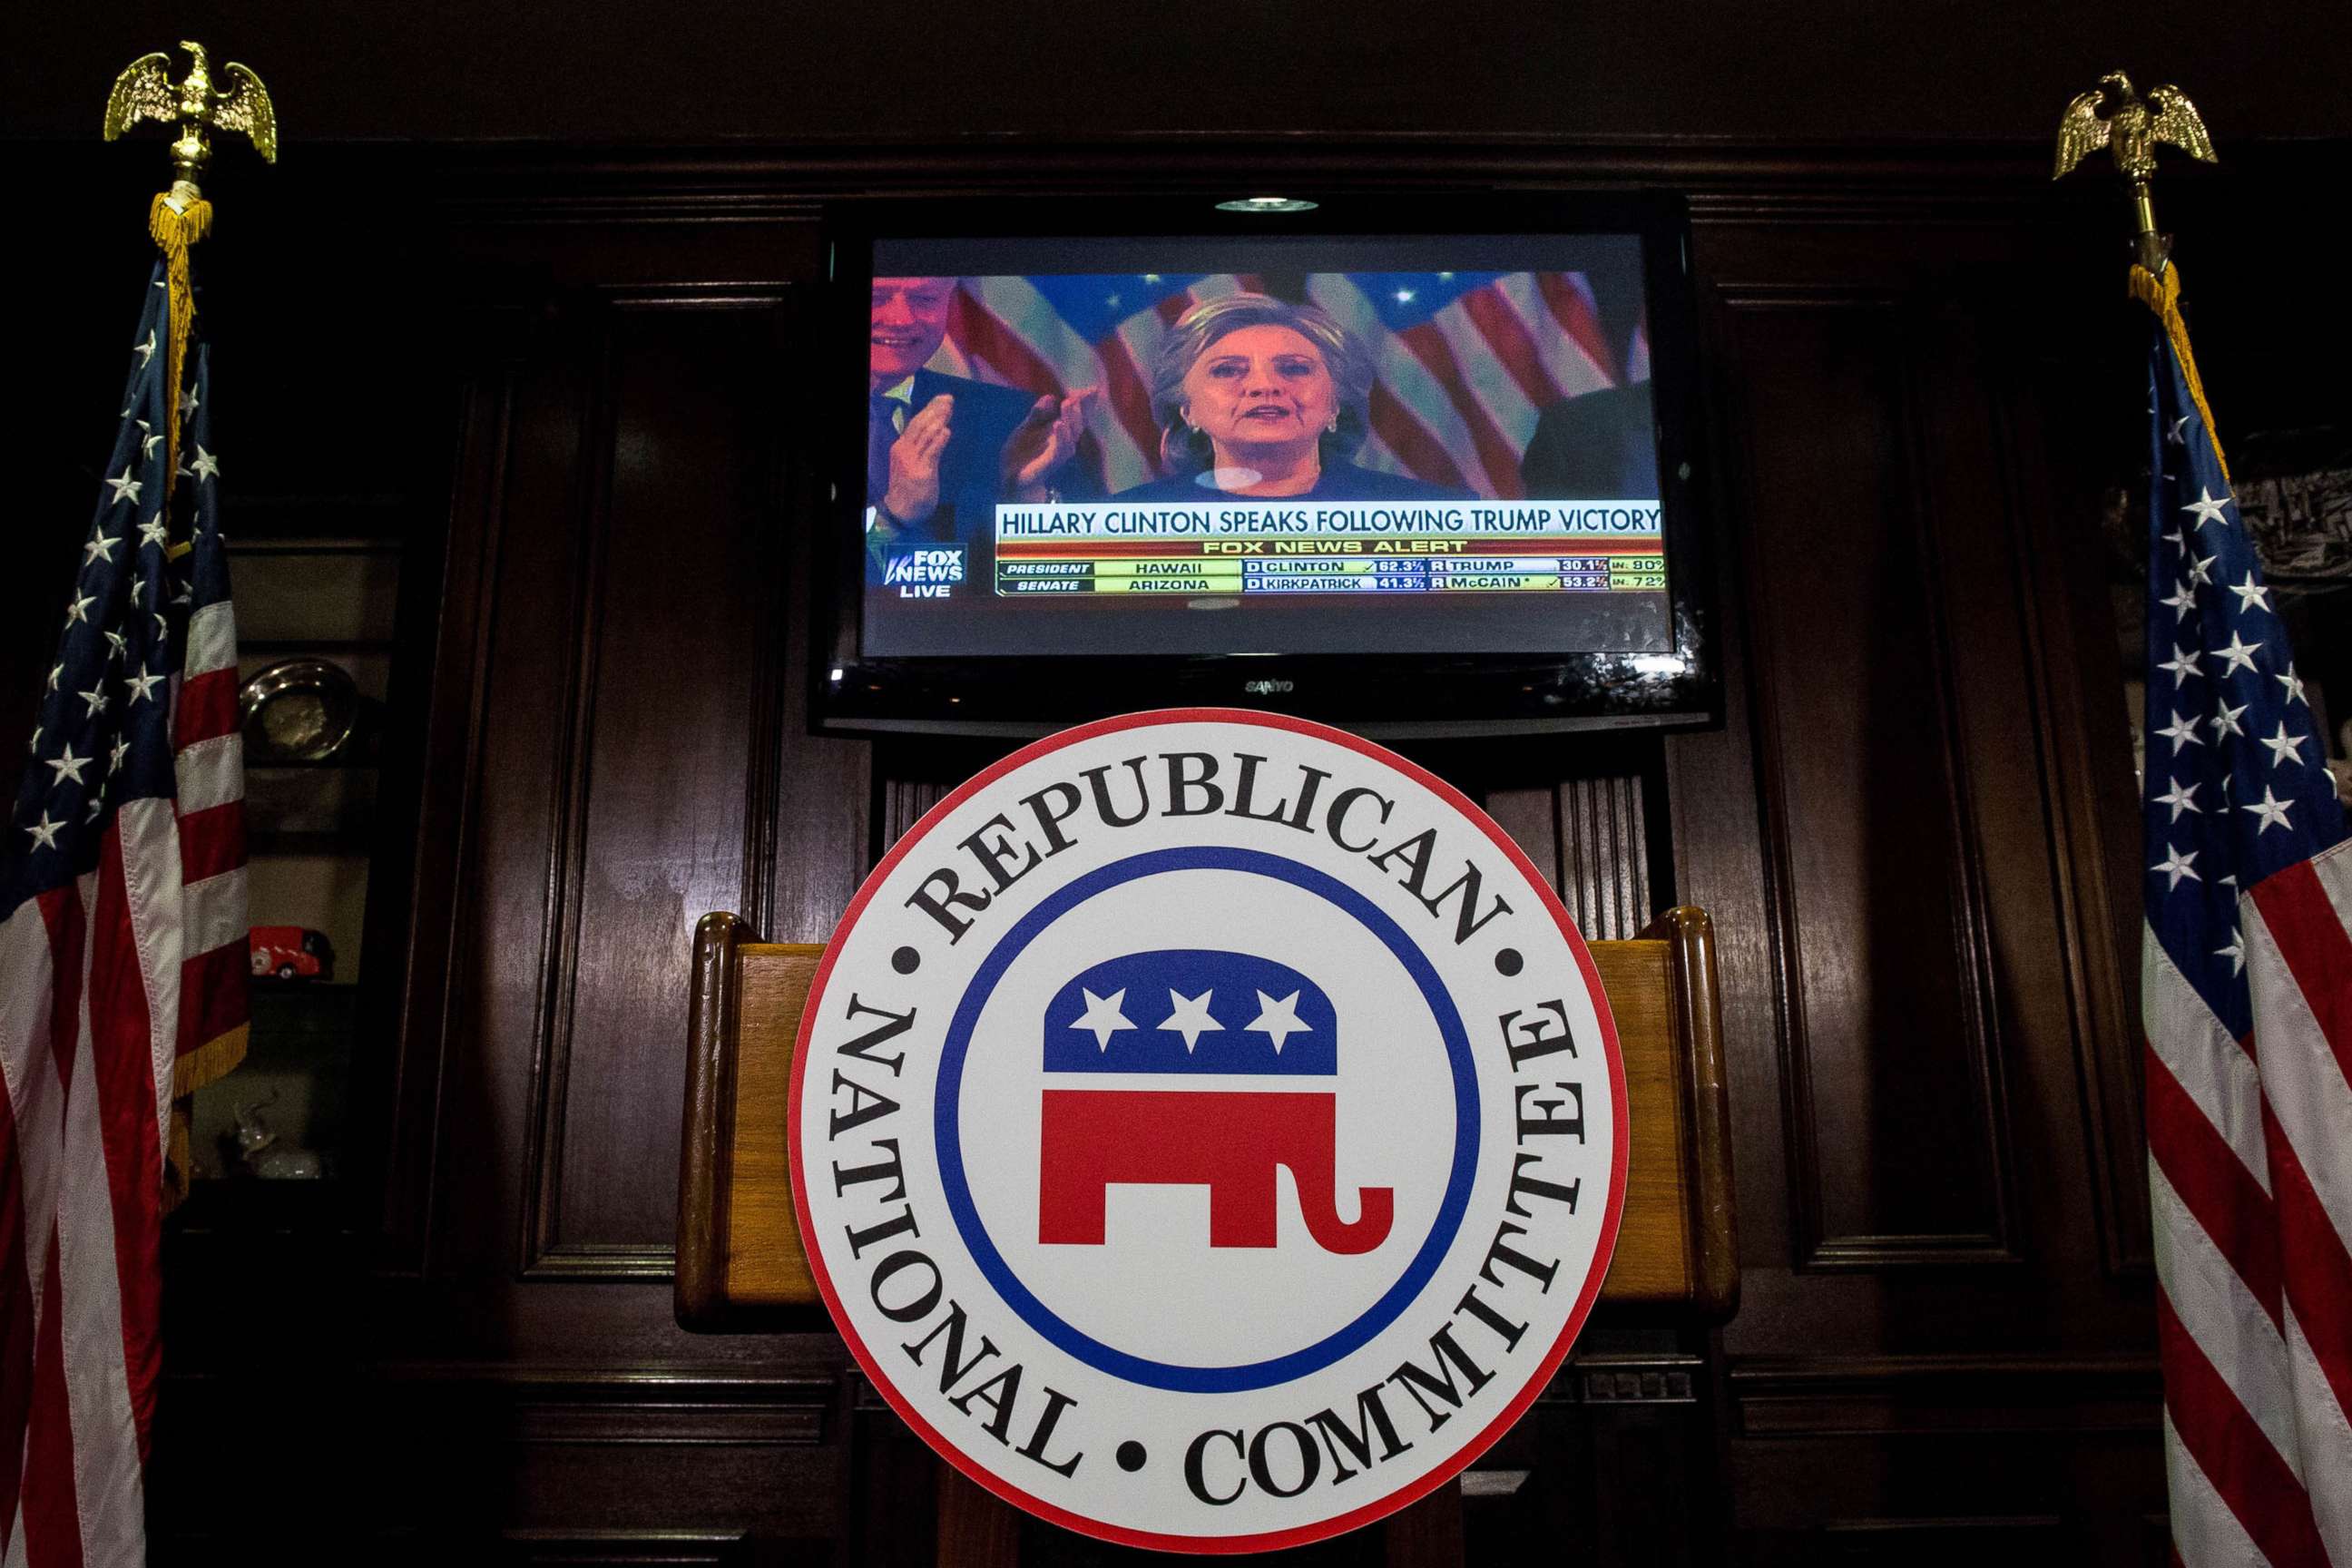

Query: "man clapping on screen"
(867, 277), (1093, 573)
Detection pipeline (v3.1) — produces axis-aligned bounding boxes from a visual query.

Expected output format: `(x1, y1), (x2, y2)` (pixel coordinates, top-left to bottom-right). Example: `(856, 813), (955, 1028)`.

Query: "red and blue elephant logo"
(1036, 949), (1395, 1255)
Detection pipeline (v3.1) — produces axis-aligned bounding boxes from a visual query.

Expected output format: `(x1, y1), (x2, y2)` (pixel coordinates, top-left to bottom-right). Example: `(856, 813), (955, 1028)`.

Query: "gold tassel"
(2129, 262), (2230, 484)
(148, 193), (212, 485)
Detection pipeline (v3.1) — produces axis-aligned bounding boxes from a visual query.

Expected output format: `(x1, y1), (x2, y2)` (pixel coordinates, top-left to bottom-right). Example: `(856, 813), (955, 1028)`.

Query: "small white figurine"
(232, 1090), (324, 1180)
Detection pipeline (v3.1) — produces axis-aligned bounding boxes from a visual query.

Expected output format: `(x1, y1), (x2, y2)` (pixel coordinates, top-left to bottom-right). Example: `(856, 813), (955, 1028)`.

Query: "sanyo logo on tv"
(1241, 678), (1295, 697)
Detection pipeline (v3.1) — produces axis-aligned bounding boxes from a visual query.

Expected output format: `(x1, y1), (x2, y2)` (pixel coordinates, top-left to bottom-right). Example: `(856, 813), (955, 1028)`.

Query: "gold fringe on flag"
(2130, 261), (2230, 484)
(165, 1027), (249, 1209)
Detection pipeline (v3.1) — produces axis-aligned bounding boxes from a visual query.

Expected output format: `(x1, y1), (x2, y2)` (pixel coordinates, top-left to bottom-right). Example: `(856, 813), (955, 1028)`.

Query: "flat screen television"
(814, 192), (1716, 737)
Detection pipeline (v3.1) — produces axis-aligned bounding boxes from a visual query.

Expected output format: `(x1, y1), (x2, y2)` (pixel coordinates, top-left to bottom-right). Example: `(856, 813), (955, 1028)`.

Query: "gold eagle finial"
(2053, 73), (2214, 274)
(103, 41), (277, 208)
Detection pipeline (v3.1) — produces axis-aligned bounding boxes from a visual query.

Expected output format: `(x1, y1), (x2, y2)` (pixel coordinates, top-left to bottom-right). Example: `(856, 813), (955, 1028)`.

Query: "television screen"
(821, 199), (1714, 735)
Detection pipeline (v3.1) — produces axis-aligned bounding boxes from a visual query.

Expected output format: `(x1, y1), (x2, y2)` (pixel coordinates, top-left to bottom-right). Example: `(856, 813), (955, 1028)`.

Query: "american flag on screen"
(937, 270), (1634, 499)
(0, 260), (249, 1565)
(2136, 265), (2352, 1565)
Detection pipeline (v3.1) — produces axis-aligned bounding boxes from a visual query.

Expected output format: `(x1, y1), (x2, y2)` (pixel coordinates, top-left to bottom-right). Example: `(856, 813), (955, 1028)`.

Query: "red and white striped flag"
(2135, 260), (2352, 1565)
(1, 254), (249, 1564)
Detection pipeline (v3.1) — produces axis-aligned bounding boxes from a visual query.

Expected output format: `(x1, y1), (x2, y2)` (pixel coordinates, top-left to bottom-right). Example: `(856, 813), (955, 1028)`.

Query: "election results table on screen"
(981, 498), (1666, 598)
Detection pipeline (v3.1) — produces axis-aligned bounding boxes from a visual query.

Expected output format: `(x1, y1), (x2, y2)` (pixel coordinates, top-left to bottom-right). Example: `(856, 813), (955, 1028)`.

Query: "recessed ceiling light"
(1216, 196), (1318, 213)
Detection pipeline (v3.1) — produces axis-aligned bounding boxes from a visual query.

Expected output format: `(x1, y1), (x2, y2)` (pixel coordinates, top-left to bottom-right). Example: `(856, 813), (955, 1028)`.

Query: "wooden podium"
(676, 906), (1735, 1563)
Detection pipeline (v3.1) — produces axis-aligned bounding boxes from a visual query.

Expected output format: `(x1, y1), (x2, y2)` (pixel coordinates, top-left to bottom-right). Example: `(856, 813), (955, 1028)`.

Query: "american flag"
(936, 270), (1633, 499)
(2138, 266), (2352, 1565)
(0, 260), (249, 1564)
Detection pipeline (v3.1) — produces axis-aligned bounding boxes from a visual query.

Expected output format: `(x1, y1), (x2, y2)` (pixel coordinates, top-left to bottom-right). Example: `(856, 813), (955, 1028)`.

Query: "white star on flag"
(2214, 928), (2245, 976)
(2156, 646), (2200, 683)
(2277, 663), (2307, 707)
(2258, 722), (2306, 769)
(1245, 989), (1311, 1052)
(1069, 987), (1134, 1051)
(2208, 701), (2247, 741)
(191, 446), (220, 482)
(124, 668), (163, 704)
(24, 811), (63, 851)
(103, 467), (142, 506)
(2151, 845), (2200, 890)
(83, 533), (119, 565)
(2153, 779), (2201, 821)
(2181, 485), (2230, 527)
(2155, 711), (2203, 752)
(2214, 632), (2262, 676)
(2226, 573), (2271, 614)
(1158, 989), (1223, 1053)
(44, 747), (90, 788)
(2240, 787), (2294, 834)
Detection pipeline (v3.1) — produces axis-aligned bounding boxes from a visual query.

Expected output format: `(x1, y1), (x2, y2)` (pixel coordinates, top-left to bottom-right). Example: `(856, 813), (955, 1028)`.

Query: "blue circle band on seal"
(932, 846), (1481, 1394)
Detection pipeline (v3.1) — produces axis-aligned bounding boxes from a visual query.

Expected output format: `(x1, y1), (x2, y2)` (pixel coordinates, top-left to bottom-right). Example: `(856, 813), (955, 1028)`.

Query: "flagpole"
(97, 40), (276, 1201)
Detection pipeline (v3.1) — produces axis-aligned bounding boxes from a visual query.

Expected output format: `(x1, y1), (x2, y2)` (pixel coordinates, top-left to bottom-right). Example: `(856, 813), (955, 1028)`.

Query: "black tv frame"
(812, 191), (1718, 740)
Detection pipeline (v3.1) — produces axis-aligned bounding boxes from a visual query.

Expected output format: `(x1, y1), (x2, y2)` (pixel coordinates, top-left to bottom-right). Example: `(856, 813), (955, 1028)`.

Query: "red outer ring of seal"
(786, 708), (1631, 1553)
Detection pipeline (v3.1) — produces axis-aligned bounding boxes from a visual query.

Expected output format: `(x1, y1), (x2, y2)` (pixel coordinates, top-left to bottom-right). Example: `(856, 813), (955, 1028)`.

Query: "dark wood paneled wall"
(11, 133), (2339, 1563)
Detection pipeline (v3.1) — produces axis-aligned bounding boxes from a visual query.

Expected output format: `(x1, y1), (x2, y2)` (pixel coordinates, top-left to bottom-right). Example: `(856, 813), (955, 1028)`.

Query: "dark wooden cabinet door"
(1668, 214), (2166, 1562)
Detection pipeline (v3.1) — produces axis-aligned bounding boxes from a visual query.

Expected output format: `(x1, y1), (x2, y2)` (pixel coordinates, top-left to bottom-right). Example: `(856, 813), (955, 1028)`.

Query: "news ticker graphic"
(872, 501), (1668, 602)
(988, 499), (1661, 600)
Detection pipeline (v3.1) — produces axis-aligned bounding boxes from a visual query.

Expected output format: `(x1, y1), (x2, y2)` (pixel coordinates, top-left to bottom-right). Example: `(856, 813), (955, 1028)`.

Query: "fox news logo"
(883, 544), (966, 598)
(789, 711), (1624, 1553)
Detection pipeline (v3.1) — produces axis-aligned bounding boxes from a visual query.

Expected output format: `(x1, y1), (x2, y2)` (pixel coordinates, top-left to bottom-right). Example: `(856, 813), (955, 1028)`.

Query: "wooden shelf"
(247, 756), (382, 772)
(249, 830), (373, 858)
(243, 637), (402, 655)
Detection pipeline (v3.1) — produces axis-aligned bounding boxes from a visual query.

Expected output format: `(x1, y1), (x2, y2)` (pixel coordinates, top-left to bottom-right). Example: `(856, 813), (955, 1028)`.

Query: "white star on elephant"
(1159, 989), (1224, 1053)
(1069, 987), (1134, 1051)
(1244, 989), (1311, 1053)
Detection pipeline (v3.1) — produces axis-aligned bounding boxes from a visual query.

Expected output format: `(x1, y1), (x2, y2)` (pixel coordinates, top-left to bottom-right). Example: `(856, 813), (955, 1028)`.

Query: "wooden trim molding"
(676, 911), (747, 1328)
(1642, 906), (1739, 1320)
(1729, 1352), (2161, 1438)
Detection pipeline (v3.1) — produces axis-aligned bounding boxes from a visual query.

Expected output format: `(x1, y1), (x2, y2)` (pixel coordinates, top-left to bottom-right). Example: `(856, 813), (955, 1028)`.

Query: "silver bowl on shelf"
(238, 658), (360, 764)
